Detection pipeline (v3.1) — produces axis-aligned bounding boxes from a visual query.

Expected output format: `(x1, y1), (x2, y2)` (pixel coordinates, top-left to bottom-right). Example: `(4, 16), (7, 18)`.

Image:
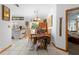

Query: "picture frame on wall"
(2, 5), (10, 21)
(25, 21), (29, 27)
(51, 15), (53, 26)
(12, 17), (24, 20)
(47, 15), (53, 27)
(59, 17), (62, 36)
(31, 22), (39, 29)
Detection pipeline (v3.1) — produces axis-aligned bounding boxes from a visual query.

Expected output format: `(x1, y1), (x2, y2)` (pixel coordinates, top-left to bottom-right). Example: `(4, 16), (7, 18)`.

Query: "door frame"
(66, 7), (79, 51)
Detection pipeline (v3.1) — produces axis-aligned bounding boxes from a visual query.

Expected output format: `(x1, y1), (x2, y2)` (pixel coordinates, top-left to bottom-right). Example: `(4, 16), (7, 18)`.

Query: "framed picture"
(2, 5), (10, 21)
(47, 15), (53, 27)
(51, 15), (53, 26)
(30, 22), (39, 30)
(25, 21), (29, 27)
(12, 17), (24, 20)
(59, 17), (62, 36)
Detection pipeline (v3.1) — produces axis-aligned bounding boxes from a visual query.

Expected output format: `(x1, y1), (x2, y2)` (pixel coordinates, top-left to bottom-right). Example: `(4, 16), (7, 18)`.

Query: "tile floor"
(0, 39), (68, 55)
(69, 42), (79, 55)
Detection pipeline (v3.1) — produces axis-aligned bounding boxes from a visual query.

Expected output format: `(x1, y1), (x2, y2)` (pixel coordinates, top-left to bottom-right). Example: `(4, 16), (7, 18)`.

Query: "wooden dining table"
(31, 33), (51, 49)
(30, 33), (51, 45)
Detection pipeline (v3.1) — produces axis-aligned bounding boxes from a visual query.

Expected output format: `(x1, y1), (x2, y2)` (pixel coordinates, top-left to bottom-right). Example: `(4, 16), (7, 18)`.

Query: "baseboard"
(0, 44), (12, 54)
(51, 42), (68, 52)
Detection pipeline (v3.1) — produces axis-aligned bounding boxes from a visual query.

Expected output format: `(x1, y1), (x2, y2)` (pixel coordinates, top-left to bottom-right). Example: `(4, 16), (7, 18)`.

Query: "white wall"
(0, 5), (12, 48)
(48, 5), (57, 43)
(12, 20), (26, 27)
(56, 4), (79, 50)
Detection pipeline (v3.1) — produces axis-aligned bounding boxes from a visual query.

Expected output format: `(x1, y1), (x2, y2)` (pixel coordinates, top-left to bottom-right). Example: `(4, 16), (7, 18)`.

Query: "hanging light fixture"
(33, 10), (41, 21)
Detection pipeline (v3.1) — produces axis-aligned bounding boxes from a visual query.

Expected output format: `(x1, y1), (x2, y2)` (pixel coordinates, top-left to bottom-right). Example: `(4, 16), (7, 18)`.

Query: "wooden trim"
(66, 7), (79, 12)
(0, 44), (12, 54)
(52, 42), (68, 52)
(66, 7), (79, 51)
(76, 18), (78, 32)
(66, 10), (68, 51)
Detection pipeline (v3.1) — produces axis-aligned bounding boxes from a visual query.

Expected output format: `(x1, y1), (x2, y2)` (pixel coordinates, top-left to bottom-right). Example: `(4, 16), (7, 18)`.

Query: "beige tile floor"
(0, 39), (68, 55)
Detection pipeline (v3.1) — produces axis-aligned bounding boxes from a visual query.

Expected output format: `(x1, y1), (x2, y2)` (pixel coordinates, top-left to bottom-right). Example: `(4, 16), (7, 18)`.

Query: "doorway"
(66, 7), (79, 55)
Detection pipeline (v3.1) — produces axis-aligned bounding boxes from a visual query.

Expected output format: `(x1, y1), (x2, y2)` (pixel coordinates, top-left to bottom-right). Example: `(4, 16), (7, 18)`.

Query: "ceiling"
(8, 4), (56, 20)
